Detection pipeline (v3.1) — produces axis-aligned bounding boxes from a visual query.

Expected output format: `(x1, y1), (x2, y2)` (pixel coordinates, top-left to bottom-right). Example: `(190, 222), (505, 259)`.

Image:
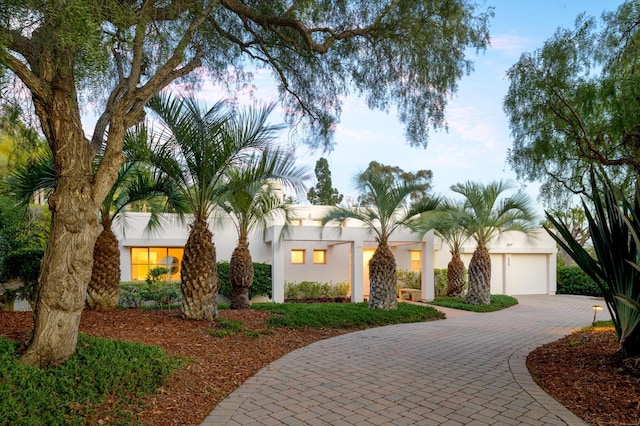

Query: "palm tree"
(451, 181), (537, 305)
(323, 170), (439, 310)
(220, 151), (309, 309)
(413, 201), (468, 297)
(146, 93), (285, 320)
(3, 126), (183, 310)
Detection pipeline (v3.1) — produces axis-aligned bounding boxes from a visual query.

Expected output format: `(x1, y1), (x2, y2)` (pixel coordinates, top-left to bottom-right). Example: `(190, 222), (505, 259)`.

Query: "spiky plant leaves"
(545, 173), (640, 356)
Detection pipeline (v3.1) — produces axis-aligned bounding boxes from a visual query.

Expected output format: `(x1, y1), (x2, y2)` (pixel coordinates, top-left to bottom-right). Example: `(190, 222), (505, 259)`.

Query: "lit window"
(291, 249), (305, 264)
(310, 220), (323, 227)
(131, 247), (184, 281)
(410, 250), (421, 272)
(290, 219), (302, 226)
(313, 249), (327, 264)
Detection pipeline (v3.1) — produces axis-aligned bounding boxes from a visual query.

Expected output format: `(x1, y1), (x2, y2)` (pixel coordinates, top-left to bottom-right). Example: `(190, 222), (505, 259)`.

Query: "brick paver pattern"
(202, 295), (610, 425)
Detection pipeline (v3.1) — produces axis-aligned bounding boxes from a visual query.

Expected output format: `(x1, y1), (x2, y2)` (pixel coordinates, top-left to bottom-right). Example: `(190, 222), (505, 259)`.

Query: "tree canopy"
(0, 0), (493, 367)
(503, 1), (640, 208)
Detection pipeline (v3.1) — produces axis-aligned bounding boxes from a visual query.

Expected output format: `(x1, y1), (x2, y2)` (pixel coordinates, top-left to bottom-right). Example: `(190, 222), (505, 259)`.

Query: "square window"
(291, 249), (305, 264)
(290, 219), (302, 226)
(313, 249), (327, 264)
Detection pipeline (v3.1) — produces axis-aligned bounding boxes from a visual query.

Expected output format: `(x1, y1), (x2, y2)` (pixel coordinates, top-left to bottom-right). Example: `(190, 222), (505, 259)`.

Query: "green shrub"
(396, 269), (448, 297)
(434, 269), (448, 297)
(217, 261), (272, 299)
(2, 248), (45, 308)
(557, 266), (602, 297)
(397, 270), (421, 289)
(119, 280), (181, 308)
(284, 280), (349, 300)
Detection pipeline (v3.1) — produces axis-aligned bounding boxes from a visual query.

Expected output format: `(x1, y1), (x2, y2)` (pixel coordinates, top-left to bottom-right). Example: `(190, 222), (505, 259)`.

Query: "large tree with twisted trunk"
(0, 0), (492, 367)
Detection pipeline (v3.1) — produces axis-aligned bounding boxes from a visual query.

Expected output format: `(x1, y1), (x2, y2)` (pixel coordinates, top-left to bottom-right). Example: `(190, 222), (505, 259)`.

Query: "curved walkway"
(203, 295), (609, 425)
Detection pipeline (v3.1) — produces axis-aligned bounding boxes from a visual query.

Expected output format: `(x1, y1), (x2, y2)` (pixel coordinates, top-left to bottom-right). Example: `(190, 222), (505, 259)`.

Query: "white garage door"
(507, 254), (549, 295)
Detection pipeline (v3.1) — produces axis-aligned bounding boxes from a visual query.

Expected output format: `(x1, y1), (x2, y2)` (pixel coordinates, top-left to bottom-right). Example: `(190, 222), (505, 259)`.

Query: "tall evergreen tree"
(307, 157), (343, 206)
(357, 161), (433, 207)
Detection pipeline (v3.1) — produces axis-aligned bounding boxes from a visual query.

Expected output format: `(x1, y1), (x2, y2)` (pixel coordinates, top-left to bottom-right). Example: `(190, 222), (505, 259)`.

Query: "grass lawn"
(428, 294), (519, 312)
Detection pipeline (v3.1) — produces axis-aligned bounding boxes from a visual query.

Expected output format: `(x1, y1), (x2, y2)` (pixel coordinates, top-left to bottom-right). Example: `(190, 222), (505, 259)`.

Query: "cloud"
(490, 34), (533, 57)
(445, 105), (502, 149)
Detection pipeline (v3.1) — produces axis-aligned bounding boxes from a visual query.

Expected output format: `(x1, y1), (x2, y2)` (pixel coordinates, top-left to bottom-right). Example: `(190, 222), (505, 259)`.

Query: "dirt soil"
(1, 309), (639, 425)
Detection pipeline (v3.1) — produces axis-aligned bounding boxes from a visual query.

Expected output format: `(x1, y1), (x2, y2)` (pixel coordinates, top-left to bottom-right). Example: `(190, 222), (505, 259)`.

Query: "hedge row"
(556, 266), (601, 296)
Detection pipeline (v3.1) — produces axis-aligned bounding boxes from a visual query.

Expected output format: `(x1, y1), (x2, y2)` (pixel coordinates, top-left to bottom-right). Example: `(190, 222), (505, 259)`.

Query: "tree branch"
(3, 53), (46, 99)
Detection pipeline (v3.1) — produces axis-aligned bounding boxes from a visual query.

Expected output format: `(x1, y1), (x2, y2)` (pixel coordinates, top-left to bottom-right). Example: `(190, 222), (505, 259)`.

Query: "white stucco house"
(114, 205), (557, 303)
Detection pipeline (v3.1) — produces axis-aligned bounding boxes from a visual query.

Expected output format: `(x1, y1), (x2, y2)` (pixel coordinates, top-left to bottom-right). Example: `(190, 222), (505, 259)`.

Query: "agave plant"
(546, 173), (640, 357)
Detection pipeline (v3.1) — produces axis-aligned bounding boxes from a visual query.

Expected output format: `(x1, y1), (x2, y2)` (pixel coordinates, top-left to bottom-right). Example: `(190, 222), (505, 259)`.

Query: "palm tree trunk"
(181, 216), (218, 320)
(229, 236), (253, 310)
(446, 251), (466, 297)
(368, 242), (397, 310)
(466, 243), (491, 305)
(86, 217), (121, 310)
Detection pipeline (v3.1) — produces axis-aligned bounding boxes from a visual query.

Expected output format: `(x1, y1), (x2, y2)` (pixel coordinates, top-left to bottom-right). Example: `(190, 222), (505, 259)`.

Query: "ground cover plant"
(0, 334), (180, 425)
(253, 301), (445, 328)
(428, 295), (518, 312)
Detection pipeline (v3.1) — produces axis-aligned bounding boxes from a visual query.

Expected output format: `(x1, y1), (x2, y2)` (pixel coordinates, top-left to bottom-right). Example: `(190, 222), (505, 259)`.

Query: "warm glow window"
(410, 250), (421, 272)
(131, 247), (183, 281)
(290, 219), (302, 226)
(313, 249), (327, 264)
(291, 249), (305, 264)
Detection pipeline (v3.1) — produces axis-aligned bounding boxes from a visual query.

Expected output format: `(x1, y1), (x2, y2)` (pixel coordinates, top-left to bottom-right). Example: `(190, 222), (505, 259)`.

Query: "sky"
(83, 1), (624, 217)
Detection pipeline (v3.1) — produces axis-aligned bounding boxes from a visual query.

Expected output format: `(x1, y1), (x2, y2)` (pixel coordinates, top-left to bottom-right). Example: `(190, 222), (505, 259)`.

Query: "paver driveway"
(203, 295), (610, 425)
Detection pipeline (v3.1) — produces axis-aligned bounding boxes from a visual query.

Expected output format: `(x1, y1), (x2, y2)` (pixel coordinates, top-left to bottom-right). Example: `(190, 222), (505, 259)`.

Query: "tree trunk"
(20, 152), (102, 368)
(466, 243), (491, 305)
(181, 217), (218, 320)
(368, 242), (397, 310)
(19, 60), (126, 366)
(86, 217), (121, 310)
(446, 251), (466, 297)
(229, 237), (253, 310)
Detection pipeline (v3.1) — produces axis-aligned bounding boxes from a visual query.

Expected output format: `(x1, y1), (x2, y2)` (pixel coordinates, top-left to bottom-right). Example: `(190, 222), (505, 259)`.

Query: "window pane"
(410, 250), (421, 272)
(313, 250), (326, 264)
(291, 249), (305, 264)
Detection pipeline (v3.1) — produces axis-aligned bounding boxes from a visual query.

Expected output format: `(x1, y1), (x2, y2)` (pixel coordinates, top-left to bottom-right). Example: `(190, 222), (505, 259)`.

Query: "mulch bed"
(527, 326), (640, 425)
